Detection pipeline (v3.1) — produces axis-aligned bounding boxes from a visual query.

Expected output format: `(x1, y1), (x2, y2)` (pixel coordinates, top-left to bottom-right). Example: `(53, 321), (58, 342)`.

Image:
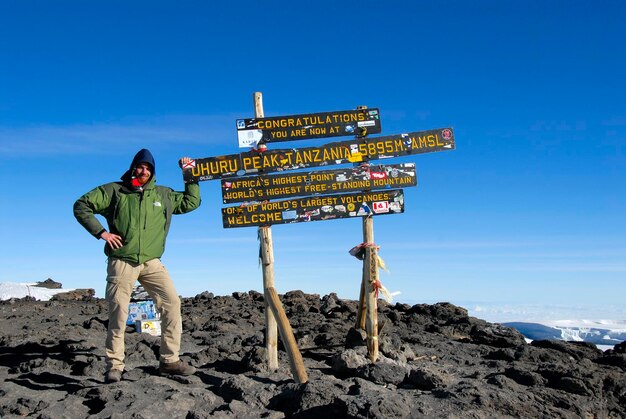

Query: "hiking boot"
(159, 360), (196, 376)
(104, 369), (122, 383)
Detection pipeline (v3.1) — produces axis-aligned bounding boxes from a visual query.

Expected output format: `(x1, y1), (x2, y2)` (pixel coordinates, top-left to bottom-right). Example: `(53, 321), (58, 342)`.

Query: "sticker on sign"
(238, 129), (263, 148)
(373, 201), (390, 214)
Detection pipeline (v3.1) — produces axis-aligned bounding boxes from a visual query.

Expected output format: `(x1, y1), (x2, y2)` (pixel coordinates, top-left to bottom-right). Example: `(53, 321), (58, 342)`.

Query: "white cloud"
(465, 302), (626, 323)
(168, 236), (257, 244)
(383, 240), (538, 250)
(601, 115), (626, 127)
(0, 114), (238, 156)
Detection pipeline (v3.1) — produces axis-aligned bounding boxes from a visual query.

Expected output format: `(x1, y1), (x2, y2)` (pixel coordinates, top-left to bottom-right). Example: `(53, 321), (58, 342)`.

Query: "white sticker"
(238, 129), (263, 148)
(390, 202), (402, 213)
(282, 210), (297, 220)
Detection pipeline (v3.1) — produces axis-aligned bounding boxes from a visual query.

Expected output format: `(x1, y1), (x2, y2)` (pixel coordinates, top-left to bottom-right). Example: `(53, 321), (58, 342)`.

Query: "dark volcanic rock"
(531, 339), (604, 360)
(407, 364), (453, 390)
(51, 288), (96, 301)
(354, 357), (410, 385)
(0, 292), (624, 418)
(34, 278), (63, 289)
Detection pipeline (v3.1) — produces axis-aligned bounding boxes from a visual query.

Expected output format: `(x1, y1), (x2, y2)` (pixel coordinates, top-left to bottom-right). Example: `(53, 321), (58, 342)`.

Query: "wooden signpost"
(253, 97), (278, 373)
(183, 94), (455, 372)
(362, 217), (379, 362)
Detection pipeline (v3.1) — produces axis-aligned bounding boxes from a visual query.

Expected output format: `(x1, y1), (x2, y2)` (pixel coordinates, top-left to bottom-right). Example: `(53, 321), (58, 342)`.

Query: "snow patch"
(0, 282), (75, 301)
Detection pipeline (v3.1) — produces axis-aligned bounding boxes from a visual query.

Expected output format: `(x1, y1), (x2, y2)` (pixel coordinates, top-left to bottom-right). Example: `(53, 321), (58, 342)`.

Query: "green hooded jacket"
(73, 149), (201, 264)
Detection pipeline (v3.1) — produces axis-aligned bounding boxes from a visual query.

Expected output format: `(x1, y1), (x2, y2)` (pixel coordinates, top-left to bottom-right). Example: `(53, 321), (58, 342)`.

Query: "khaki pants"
(105, 258), (182, 371)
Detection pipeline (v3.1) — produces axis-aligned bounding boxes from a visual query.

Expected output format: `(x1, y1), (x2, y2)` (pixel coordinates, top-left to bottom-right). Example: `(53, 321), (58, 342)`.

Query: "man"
(74, 149), (201, 383)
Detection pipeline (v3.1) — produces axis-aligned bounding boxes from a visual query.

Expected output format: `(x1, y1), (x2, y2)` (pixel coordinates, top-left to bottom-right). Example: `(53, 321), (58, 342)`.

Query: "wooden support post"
(355, 104), (370, 333)
(266, 287), (308, 384)
(356, 215), (372, 331)
(364, 240), (379, 362)
(259, 226), (279, 370)
(254, 92), (279, 370)
(353, 104), (378, 360)
(362, 216), (379, 361)
(356, 272), (366, 330)
(254, 92), (307, 381)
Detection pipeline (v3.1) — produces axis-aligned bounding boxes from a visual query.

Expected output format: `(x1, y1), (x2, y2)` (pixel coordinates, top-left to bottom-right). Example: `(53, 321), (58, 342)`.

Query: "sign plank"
(236, 108), (381, 147)
(184, 127), (454, 183)
(222, 189), (405, 228)
(221, 163), (417, 203)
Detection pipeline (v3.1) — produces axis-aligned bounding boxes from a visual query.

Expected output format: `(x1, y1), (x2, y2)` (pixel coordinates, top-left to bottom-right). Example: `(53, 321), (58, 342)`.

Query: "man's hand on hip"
(101, 232), (123, 249)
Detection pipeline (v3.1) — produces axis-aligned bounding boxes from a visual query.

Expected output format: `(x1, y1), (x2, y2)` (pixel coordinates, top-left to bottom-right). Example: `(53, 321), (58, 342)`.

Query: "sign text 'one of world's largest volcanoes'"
(222, 189), (404, 228)
(236, 108), (381, 147)
(183, 127), (454, 183)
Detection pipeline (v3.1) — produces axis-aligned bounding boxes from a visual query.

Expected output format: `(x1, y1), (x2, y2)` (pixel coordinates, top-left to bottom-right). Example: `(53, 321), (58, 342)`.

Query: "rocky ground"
(0, 290), (625, 418)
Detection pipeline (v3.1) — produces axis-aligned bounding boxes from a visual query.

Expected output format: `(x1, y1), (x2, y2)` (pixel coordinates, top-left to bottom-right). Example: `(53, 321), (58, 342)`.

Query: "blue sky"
(1, 1), (624, 322)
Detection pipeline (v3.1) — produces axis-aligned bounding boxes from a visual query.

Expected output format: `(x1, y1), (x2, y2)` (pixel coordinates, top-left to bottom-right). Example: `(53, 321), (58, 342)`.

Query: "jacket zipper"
(139, 190), (144, 262)
(141, 190), (148, 230)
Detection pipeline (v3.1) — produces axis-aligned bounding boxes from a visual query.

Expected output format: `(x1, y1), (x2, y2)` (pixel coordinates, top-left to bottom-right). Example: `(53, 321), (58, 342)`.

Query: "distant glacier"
(504, 320), (626, 346)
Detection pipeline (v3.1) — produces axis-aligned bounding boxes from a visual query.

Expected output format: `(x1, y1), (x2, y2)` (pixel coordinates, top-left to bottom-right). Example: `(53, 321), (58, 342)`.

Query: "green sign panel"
(221, 163), (417, 204)
(222, 189), (405, 228)
(236, 108), (381, 147)
(183, 127), (454, 183)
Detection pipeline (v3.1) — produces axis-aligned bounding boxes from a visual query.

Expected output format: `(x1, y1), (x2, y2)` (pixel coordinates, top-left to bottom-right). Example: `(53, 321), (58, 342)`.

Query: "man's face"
(134, 163), (152, 185)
